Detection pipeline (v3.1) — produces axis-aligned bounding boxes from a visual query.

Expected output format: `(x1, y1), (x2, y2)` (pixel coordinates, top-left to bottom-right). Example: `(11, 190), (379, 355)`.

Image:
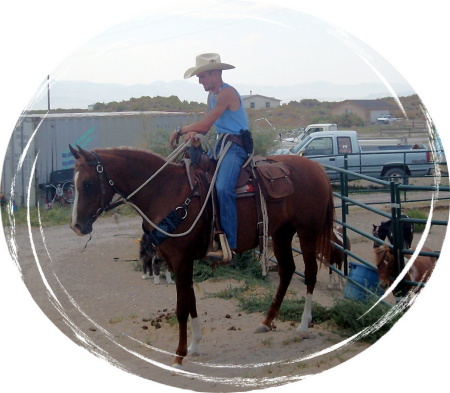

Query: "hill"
(29, 94), (425, 132)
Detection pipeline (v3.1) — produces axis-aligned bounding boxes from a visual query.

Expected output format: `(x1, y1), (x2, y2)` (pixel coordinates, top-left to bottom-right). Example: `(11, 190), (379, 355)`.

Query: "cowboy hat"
(184, 53), (235, 79)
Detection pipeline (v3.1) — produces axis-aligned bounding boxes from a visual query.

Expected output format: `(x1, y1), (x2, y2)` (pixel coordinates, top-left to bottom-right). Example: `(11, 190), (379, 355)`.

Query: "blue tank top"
(209, 83), (249, 135)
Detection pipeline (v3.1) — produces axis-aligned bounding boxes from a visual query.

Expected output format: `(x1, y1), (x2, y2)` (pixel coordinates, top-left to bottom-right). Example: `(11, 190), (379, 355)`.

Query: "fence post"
(340, 168), (349, 277)
(390, 181), (407, 297)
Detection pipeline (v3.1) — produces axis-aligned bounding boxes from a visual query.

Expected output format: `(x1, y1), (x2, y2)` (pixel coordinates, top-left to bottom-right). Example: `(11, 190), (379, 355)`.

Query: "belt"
(225, 134), (244, 147)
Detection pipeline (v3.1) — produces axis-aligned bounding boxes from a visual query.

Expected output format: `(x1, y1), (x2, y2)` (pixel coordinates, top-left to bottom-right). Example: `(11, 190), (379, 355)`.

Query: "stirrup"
(219, 233), (232, 263)
(207, 234), (232, 263)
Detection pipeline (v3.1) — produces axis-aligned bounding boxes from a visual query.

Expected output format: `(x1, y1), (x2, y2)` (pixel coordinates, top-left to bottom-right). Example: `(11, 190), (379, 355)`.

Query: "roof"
(241, 94), (281, 102)
(333, 99), (396, 110)
(22, 110), (200, 119)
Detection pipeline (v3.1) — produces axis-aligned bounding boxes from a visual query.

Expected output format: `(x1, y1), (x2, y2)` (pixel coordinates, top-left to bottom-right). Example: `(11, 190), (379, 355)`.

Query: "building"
(242, 93), (281, 110)
(331, 99), (396, 124)
(2, 111), (202, 207)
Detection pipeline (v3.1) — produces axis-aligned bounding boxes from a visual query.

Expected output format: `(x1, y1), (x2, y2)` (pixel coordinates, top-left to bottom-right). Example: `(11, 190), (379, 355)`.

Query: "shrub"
(404, 208), (428, 232)
(328, 298), (402, 343)
(193, 250), (267, 284)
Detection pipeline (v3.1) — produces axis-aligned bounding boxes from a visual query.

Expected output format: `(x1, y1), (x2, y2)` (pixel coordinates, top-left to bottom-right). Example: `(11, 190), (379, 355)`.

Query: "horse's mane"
(374, 244), (392, 266)
(93, 146), (177, 167)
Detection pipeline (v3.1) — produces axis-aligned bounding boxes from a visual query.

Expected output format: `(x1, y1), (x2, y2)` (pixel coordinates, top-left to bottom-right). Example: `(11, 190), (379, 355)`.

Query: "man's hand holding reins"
(169, 129), (201, 149)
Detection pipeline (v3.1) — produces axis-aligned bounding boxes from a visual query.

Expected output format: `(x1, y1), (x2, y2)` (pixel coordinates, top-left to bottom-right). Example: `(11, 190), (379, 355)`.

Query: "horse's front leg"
(171, 261), (201, 367)
(172, 276), (191, 367)
(188, 285), (202, 356)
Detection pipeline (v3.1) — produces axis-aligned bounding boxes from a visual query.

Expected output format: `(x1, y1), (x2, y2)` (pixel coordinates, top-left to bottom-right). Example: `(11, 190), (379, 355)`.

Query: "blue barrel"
(344, 262), (384, 301)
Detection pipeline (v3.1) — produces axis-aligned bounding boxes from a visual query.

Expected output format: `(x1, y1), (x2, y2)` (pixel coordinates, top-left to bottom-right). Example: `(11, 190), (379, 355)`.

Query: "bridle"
(85, 151), (127, 220)
(81, 148), (207, 241)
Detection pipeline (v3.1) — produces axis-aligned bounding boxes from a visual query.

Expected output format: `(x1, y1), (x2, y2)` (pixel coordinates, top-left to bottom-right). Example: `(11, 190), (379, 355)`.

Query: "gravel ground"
(1, 189), (448, 392)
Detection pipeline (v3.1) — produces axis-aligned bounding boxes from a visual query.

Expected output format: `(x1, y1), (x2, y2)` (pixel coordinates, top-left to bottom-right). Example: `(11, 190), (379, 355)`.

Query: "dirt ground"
(5, 192), (449, 392)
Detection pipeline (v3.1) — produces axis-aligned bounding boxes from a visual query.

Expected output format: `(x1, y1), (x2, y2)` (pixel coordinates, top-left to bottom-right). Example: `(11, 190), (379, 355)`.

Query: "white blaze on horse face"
(70, 171), (82, 235)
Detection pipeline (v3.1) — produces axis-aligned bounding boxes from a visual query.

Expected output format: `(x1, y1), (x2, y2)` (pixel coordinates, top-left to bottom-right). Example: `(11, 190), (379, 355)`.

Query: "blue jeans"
(215, 141), (247, 249)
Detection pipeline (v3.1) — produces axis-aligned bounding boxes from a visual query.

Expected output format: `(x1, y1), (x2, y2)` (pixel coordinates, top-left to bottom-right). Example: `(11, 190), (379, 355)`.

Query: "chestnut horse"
(69, 145), (334, 367)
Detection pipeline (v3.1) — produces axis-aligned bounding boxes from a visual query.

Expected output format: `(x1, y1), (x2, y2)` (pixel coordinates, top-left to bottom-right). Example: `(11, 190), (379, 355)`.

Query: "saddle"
(183, 149), (293, 201)
(181, 149), (294, 260)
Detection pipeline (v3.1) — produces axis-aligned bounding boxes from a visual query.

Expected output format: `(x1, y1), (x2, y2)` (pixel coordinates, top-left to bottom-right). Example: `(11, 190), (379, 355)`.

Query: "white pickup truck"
(275, 130), (433, 183)
(377, 114), (402, 124)
(278, 123), (337, 149)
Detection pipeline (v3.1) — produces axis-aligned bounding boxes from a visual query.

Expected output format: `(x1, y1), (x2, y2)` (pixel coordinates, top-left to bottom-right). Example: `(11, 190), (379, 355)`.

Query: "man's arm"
(169, 87), (238, 147)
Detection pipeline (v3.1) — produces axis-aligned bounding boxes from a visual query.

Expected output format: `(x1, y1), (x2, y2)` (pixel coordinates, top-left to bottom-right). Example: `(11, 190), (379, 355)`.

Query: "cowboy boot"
(207, 234), (232, 263)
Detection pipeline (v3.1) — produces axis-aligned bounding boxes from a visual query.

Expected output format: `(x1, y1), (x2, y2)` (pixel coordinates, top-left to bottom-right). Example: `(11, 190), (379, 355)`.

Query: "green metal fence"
(326, 163), (447, 302)
(265, 161), (448, 306)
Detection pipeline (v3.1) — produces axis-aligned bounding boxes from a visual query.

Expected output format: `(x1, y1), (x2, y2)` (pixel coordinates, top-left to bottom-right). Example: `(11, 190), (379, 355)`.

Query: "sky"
(40, 0), (413, 96)
(1, 1), (450, 393)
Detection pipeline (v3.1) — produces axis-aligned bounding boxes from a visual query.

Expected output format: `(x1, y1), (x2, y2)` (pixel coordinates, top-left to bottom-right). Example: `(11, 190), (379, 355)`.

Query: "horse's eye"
(83, 181), (94, 190)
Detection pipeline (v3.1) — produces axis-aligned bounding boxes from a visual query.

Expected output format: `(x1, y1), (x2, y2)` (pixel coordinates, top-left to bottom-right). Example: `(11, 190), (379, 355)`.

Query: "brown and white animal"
(324, 226), (351, 290)
(139, 232), (175, 285)
(374, 244), (436, 298)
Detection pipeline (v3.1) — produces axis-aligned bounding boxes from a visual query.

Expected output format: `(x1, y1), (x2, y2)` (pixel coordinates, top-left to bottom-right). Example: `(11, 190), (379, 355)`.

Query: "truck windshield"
(303, 137), (333, 156)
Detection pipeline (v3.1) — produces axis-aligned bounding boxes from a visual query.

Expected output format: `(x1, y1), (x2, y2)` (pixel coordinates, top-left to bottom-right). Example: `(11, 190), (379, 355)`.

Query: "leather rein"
(84, 150), (199, 239)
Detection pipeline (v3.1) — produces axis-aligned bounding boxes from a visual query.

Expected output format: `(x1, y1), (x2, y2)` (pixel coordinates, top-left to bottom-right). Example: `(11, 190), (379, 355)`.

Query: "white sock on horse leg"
(297, 293), (312, 337)
(165, 271), (175, 284)
(188, 317), (202, 355)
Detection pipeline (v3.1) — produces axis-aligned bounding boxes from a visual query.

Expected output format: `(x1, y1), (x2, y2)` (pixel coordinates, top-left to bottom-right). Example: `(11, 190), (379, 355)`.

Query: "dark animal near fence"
(374, 244), (436, 296)
(140, 231), (175, 285)
(372, 214), (414, 249)
(69, 145), (335, 367)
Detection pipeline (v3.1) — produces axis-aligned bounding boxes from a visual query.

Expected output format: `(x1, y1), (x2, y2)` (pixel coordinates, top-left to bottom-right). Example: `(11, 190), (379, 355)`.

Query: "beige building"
(242, 93), (281, 110)
(331, 99), (396, 123)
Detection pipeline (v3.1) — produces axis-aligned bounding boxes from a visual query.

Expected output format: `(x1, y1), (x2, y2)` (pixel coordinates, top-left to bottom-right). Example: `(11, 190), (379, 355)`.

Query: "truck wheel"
(384, 167), (408, 185)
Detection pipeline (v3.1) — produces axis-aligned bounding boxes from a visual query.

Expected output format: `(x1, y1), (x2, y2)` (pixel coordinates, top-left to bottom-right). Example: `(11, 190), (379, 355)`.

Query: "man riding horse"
(169, 53), (251, 264)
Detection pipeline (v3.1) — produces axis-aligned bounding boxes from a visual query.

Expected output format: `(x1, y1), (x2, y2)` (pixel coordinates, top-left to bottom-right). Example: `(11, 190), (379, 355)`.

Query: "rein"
(86, 136), (231, 241)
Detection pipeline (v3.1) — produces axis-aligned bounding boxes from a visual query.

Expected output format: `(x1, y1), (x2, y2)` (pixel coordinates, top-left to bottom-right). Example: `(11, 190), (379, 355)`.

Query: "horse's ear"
(69, 145), (80, 159)
(75, 145), (92, 160)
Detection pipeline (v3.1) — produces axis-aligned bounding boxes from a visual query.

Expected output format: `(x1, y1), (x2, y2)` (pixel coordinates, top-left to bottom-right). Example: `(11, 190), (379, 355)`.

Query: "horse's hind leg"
(297, 237), (318, 338)
(255, 224), (296, 333)
(188, 284), (202, 356)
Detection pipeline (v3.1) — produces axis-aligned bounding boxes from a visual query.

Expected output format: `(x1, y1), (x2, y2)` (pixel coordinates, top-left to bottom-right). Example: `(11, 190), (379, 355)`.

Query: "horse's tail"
(316, 186), (335, 265)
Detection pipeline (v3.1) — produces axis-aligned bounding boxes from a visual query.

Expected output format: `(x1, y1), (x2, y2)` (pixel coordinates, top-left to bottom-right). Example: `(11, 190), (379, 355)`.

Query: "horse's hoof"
(254, 324), (271, 334)
(170, 363), (184, 373)
(296, 329), (310, 339)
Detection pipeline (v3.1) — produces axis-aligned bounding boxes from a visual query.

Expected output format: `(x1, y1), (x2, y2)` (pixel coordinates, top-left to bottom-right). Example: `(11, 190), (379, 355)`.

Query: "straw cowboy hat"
(184, 53), (235, 79)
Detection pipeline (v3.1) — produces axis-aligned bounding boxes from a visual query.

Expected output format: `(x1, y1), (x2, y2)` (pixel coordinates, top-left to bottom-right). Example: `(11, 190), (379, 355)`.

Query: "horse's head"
(374, 245), (395, 290)
(69, 145), (116, 236)
(372, 220), (393, 248)
(372, 224), (379, 245)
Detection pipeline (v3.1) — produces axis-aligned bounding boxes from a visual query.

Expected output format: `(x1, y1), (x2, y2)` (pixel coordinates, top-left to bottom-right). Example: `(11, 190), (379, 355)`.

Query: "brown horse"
(374, 244), (437, 294)
(68, 145), (335, 368)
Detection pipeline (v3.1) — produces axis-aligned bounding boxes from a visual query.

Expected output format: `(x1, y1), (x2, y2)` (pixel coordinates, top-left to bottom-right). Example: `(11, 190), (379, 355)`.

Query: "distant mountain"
(29, 80), (415, 110)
